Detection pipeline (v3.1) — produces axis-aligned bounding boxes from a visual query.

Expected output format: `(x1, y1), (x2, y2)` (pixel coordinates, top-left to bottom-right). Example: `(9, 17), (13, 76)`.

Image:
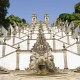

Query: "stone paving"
(0, 71), (80, 80)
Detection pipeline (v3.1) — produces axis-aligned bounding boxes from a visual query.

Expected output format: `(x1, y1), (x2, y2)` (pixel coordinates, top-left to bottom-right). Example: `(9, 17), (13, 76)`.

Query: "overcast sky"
(7, 0), (80, 24)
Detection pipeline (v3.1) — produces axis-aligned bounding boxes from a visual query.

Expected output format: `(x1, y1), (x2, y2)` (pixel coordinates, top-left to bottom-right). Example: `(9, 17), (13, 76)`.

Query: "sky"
(7, 0), (80, 24)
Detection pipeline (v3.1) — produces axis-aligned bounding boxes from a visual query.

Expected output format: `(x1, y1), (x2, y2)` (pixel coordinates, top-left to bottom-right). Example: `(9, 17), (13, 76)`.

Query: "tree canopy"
(0, 0), (29, 30)
(0, 0), (10, 26)
(22, 19), (26, 23)
(75, 2), (80, 13)
(58, 13), (80, 22)
(7, 15), (22, 24)
(58, 13), (71, 22)
(56, 2), (80, 27)
(7, 15), (29, 28)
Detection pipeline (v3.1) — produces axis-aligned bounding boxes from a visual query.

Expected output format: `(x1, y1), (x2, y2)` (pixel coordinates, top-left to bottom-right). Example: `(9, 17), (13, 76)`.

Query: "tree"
(22, 19), (26, 23)
(58, 13), (71, 22)
(75, 2), (80, 13)
(55, 2), (80, 27)
(7, 15), (22, 24)
(7, 15), (29, 28)
(0, 0), (10, 26)
(73, 13), (80, 20)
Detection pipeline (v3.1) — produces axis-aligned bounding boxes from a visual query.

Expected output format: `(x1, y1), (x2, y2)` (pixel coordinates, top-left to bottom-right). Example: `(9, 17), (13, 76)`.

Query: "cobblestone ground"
(0, 71), (80, 80)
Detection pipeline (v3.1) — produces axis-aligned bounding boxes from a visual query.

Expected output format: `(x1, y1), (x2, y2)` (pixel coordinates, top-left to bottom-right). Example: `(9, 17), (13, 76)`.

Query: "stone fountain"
(28, 24), (57, 74)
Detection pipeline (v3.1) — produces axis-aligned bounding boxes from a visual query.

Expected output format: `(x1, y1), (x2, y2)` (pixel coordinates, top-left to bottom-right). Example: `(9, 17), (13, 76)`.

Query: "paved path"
(0, 71), (80, 80)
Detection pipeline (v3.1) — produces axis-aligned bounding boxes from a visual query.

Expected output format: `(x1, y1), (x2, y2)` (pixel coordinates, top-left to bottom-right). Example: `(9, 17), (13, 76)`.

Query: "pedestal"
(15, 53), (20, 70)
(67, 33), (70, 45)
(53, 36), (55, 50)
(61, 31), (63, 37)
(27, 36), (30, 50)
(63, 50), (68, 69)
(76, 41), (80, 54)
(19, 32), (20, 38)
(13, 35), (15, 45)
(2, 43), (6, 57)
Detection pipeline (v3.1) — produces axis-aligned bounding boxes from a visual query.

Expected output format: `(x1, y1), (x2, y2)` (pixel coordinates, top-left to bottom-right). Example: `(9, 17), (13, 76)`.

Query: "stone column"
(50, 30), (52, 39)
(27, 35), (30, 50)
(13, 29), (17, 45)
(53, 34), (56, 50)
(58, 26), (60, 32)
(76, 40), (80, 54)
(66, 33), (70, 45)
(48, 28), (50, 34)
(18, 28), (21, 38)
(30, 30), (32, 39)
(63, 43), (68, 69)
(2, 39), (6, 57)
(16, 44), (20, 70)
(61, 30), (63, 37)
(13, 34), (15, 45)
(23, 27), (24, 33)
(32, 27), (34, 34)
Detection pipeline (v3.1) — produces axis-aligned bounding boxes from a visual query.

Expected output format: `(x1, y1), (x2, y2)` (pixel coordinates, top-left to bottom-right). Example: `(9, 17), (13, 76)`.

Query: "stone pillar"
(16, 44), (20, 70)
(32, 27), (34, 34)
(49, 29), (52, 39)
(76, 40), (80, 54)
(13, 34), (15, 45)
(13, 29), (17, 45)
(61, 30), (63, 37)
(2, 39), (6, 57)
(16, 53), (20, 70)
(66, 33), (70, 45)
(53, 34), (56, 50)
(23, 27), (24, 33)
(27, 35), (30, 50)
(63, 43), (68, 69)
(57, 25), (60, 32)
(48, 28), (50, 34)
(18, 29), (21, 38)
(79, 36), (80, 42)
(30, 30), (32, 39)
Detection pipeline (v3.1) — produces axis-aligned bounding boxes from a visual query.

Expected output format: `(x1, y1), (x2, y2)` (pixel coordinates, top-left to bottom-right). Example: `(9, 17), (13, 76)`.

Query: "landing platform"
(0, 70), (80, 80)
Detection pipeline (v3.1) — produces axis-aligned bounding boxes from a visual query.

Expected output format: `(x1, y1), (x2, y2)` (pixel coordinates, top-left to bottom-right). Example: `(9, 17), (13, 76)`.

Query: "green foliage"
(22, 19), (26, 23)
(75, 2), (80, 13)
(7, 15), (29, 28)
(72, 13), (80, 20)
(22, 19), (29, 27)
(0, 0), (10, 25)
(58, 13), (80, 27)
(3, 18), (10, 30)
(56, 2), (80, 27)
(73, 20), (80, 28)
(24, 23), (29, 27)
(58, 13), (80, 22)
(58, 13), (71, 22)
(7, 15), (22, 24)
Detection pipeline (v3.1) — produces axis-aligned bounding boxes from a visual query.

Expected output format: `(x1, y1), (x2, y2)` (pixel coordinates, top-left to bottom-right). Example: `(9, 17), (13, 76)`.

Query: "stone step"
(0, 66), (10, 74)
(0, 71), (9, 74)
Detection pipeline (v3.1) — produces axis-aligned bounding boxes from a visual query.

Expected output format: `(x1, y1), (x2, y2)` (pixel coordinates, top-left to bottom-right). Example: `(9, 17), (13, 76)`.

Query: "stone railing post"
(66, 33), (70, 45)
(2, 39), (6, 57)
(76, 39), (80, 54)
(27, 35), (30, 50)
(49, 29), (52, 39)
(61, 30), (63, 37)
(13, 29), (17, 45)
(18, 28), (21, 38)
(53, 34), (56, 50)
(16, 44), (20, 70)
(63, 43), (68, 69)
(30, 30), (32, 39)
